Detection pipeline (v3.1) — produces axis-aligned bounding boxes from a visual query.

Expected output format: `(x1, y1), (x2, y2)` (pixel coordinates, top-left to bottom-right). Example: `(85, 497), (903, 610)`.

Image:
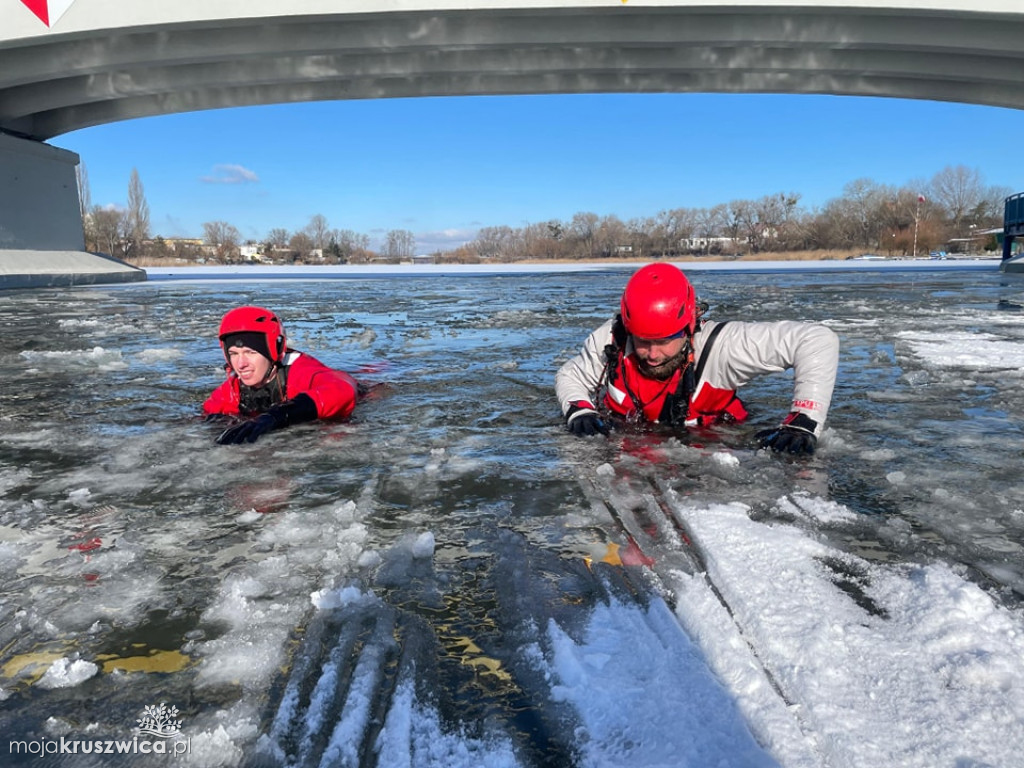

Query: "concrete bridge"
(2, 0), (1023, 286)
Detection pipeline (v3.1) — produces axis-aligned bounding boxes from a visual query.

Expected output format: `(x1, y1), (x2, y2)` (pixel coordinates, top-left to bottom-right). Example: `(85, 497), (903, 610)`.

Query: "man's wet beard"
(637, 349), (687, 381)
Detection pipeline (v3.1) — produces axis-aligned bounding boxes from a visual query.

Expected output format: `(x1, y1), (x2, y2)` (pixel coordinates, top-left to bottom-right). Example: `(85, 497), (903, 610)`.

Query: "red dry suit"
(604, 326), (748, 426)
(203, 350), (358, 420)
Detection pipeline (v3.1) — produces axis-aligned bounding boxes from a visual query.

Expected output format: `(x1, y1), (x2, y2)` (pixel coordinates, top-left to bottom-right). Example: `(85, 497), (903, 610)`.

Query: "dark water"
(2, 266), (1023, 766)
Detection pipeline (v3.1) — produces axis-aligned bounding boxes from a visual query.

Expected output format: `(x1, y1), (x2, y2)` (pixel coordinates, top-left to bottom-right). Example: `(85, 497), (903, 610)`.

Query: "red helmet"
(619, 263), (697, 339)
(218, 306), (286, 363)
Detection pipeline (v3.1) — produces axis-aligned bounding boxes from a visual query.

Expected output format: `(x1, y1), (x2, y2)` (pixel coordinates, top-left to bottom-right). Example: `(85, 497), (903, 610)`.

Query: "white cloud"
(365, 228), (476, 254)
(200, 164), (260, 185)
(413, 229), (477, 253)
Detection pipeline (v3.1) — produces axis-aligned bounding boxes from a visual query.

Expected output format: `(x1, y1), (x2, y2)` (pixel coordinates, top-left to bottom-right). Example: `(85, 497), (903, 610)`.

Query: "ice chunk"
(35, 657), (98, 689)
(311, 585), (372, 612)
(711, 451), (740, 467)
(357, 550), (382, 568)
(411, 532), (435, 559)
(235, 510), (261, 524)
(136, 348), (184, 363)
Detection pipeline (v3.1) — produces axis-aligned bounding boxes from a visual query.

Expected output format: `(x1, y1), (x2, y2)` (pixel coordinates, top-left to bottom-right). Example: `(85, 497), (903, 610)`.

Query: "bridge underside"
(2, 6), (1023, 140)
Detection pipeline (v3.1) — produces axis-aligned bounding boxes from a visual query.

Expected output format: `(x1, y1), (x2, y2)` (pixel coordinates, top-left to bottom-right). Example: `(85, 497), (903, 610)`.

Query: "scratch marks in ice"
(667, 492), (1024, 768)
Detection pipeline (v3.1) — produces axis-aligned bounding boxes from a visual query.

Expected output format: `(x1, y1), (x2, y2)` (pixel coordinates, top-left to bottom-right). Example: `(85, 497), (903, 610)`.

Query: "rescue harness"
(601, 315), (738, 427)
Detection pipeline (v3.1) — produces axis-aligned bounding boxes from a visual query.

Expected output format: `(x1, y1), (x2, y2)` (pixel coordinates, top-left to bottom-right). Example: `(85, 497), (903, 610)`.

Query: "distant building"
(149, 237), (216, 257)
(239, 244), (262, 261)
(161, 237), (205, 251)
(680, 236), (742, 251)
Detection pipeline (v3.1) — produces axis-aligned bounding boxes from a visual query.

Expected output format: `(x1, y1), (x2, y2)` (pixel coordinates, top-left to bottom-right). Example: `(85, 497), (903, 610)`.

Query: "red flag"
(918, 195), (926, 203)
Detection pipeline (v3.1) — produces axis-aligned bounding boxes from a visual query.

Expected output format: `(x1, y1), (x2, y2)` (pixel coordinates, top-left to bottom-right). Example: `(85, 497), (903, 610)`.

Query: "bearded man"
(555, 263), (839, 455)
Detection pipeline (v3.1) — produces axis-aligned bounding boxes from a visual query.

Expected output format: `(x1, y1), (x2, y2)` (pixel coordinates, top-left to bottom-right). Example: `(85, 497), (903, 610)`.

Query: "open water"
(1, 264), (1023, 766)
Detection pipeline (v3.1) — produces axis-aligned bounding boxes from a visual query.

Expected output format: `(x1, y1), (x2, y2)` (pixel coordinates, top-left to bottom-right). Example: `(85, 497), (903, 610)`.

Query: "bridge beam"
(2, 8), (1024, 140)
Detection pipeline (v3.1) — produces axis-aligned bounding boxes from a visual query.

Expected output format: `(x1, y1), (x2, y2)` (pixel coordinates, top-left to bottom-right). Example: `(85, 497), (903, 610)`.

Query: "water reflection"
(1, 267), (1023, 765)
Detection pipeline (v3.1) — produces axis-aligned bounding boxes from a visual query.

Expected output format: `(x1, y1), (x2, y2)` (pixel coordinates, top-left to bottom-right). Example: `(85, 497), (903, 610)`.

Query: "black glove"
(755, 412), (818, 455)
(216, 393), (318, 445)
(566, 401), (610, 437)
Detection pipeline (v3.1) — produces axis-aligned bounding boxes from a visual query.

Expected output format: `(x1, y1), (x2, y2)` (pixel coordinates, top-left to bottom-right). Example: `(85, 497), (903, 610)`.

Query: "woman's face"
(227, 346), (272, 387)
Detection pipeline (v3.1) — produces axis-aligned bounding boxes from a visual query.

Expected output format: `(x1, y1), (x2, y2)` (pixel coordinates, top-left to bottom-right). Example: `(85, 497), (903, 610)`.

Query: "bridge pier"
(0, 133), (144, 289)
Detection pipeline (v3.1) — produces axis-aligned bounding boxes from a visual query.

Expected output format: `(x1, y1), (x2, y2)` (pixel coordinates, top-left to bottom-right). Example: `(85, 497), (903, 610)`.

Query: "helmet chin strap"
(259, 362), (281, 387)
(238, 363), (286, 415)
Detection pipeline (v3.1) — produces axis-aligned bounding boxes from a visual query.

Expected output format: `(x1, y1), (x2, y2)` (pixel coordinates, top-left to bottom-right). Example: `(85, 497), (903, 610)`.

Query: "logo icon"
(134, 703), (183, 739)
(18, 0), (78, 28)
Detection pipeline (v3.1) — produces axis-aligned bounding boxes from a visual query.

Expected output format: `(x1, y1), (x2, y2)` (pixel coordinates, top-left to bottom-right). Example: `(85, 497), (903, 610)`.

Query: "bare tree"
(694, 205), (729, 254)
(929, 165), (984, 237)
(266, 228), (290, 250)
(568, 212), (599, 259)
(203, 220), (241, 262)
(655, 208), (698, 256)
(288, 232), (314, 262)
(474, 225), (515, 261)
(755, 192), (802, 250)
(835, 178), (887, 249)
(305, 214), (330, 251)
(76, 162), (92, 230)
(727, 199), (758, 252)
(520, 221), (556, 260)
(595, 215), (628, 258)
(625, 217), (656, 259)
(382, 229), (415, 262)
(330, 229), (370, 263)
(975, 185), (1015, 226)
(124, 168), (150, 259)
(90, 205), (124, 257)
(437, 243), (481, 264)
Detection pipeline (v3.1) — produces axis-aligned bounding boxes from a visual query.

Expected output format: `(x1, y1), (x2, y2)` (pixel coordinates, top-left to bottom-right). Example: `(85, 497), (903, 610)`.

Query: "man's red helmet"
(218, 306), (287, 363)
(620, 263), (697, 340)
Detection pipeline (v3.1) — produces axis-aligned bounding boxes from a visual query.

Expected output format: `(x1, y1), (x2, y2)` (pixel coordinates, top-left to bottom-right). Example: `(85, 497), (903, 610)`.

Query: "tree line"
(77, 164), (1013, 265)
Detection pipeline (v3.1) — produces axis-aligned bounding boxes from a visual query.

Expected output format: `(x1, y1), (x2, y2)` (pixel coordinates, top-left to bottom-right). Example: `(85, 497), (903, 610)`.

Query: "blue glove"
(755, 412), (818, 455)
(566, 401), (610, 437)
(216, 393), (318, 445)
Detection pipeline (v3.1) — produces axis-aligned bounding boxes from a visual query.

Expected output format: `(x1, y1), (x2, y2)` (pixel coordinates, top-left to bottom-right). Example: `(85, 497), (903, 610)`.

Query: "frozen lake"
(2, 261), (1023, 767)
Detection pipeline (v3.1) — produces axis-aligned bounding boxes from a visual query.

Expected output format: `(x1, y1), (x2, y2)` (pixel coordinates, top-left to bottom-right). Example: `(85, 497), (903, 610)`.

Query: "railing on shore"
(1002, 192), (1024, 261)
(1006, 193), (1024, 233)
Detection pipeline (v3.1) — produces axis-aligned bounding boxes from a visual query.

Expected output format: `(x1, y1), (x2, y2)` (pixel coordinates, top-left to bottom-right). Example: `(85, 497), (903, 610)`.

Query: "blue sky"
(57, 93), (1024, 253)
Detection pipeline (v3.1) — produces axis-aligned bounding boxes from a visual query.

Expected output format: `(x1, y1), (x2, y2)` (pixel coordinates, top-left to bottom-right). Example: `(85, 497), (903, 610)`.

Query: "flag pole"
(913, 194), (925, 258)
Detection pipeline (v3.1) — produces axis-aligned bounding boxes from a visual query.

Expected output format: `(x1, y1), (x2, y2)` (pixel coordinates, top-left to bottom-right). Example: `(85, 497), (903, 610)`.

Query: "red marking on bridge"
(19, 0), (77, 28)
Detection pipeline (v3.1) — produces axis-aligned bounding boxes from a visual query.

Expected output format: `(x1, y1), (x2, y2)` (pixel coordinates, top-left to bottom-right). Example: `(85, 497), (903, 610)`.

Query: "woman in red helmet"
(204, 306), (359, 444)
(555, 263), (839, 454)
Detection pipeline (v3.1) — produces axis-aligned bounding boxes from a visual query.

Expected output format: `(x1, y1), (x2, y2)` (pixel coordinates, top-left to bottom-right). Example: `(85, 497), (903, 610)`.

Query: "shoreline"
(140, 257), (1004, 281)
